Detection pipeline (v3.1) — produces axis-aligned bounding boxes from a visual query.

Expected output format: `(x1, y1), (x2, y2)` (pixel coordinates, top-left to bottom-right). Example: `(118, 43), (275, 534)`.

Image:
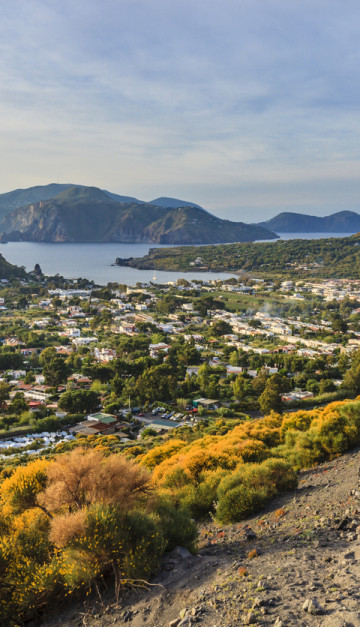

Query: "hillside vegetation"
(119, 233), (360, 277)
(1, 397), (360, 623)
(0, 254), (27, 279)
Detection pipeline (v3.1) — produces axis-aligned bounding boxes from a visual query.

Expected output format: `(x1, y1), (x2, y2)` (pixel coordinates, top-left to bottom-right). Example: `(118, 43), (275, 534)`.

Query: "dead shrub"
(49, 510), (87, 547)
(38, 448), (152, 514)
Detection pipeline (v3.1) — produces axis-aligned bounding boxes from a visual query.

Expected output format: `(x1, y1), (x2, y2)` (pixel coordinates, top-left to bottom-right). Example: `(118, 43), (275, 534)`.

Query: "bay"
(0, 241), (235, 286)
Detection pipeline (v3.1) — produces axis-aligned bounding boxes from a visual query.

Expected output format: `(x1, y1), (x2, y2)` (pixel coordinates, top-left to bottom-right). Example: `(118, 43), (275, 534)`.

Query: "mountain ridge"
(0, 186), (276, 244)
(0, 184), (205, 218)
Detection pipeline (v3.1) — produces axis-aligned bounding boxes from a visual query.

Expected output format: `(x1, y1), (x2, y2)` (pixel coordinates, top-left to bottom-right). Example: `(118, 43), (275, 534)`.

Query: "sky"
(1, 0), (360, 221)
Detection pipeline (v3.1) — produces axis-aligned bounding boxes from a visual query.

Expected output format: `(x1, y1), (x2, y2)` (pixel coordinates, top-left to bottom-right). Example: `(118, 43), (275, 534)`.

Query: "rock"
(321, 610), (360, 626)
(169, 620), (181, 627)
(173, 546), (193, 559)
(302, 598), (325, 615)
(179, 608), (188, 619)
(274, 619), (283, 627)
(245, 528), (257, 541)
(122, 610), (133, 622)
(33, 263), (43, 276)
(243, 610), (257, 624)
(178, 618), (193, 627)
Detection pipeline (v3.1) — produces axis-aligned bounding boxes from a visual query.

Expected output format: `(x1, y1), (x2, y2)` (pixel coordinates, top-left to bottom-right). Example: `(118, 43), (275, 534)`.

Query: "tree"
(9, 392), (28, 416)
(343, 350), (360, 393)
(58, 390), (100, 414)
(233, 375), (252, 401)
(134, 364), (177, 404)
(39, 347), (57, 366)
(156, 295), (178, 314)
(319, 379), (336, 394)
(248, 319), (262, 328)
(259, 380), (282, 415)
(196, 295), (224, 318)
(0, 381), (10, 408)
(43, 355), (68, 388)
(306, 379), (320, 395)
(17, 296), (28, 310)
(331, 315), (348, 334)
(210, 320), (233, 337)
(252, 368), (268, 395)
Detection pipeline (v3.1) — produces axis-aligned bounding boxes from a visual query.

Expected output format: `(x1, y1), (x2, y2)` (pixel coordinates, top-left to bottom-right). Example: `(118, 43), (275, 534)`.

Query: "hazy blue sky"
(1, 0), (360, 221)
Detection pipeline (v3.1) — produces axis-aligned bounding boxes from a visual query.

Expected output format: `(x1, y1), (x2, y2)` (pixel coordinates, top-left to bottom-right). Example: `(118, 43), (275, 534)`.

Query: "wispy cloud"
(0, 0), (360, 219)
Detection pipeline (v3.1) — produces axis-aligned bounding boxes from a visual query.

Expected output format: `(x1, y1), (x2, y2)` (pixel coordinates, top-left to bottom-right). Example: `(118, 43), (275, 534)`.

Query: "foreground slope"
(43, 447), (360, 626)
(0, 186), (277, 244)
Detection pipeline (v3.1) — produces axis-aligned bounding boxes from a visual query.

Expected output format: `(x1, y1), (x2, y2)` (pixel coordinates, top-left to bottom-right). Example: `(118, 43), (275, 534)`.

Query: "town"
(1, 269), (360, 469)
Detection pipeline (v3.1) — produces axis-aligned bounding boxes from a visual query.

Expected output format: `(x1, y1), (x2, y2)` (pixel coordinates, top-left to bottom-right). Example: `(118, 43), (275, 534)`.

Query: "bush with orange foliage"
(0, 449), (196, 624)
(38, 448), (152, 514)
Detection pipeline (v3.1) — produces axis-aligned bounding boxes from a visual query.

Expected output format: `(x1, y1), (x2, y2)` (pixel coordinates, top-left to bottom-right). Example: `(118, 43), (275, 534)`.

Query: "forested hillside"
(118, 234), (360, 277)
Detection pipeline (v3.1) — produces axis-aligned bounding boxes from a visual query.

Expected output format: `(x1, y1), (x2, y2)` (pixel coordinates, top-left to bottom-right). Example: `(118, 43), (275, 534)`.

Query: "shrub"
(275, 429), (325, 469)
(215, 458), (297, 523)
(153, 496), (198, 553)
(248, 549), (258, 559)
(0, 458), (49, 514)
(216, 483), (269, 524)
(38, 448), (152, 514)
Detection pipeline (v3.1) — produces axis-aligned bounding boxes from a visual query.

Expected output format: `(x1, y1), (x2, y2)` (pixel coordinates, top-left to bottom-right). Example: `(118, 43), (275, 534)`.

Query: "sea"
(0, 233), (353, 286)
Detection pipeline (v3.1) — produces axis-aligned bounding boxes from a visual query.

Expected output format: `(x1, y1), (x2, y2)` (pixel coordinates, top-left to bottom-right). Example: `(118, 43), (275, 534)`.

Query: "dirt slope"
(43, 447), (360, 627)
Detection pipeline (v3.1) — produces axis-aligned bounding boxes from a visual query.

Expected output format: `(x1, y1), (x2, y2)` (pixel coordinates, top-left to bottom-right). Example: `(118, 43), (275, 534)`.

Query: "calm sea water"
(0, 233), (353, 286)
(0, 241), (236, 286)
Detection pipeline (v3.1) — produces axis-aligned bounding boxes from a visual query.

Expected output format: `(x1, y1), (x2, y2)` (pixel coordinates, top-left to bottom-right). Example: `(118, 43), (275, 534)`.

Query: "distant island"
(116, 233), (360, 278)
(257, 210), (360, 233)
(1, 183), (360, 245)
(0, 184), (276, 245)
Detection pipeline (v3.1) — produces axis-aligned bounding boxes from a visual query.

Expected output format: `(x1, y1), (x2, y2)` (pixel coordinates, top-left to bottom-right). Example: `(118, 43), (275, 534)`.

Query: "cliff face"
(0, 186), (277, 244)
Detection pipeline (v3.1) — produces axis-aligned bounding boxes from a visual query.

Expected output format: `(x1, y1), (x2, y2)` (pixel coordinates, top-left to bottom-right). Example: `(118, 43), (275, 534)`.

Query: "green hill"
(0, 254), (27, 279)
(0, 186), (277, 244)
(116, 233), (360, 278)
